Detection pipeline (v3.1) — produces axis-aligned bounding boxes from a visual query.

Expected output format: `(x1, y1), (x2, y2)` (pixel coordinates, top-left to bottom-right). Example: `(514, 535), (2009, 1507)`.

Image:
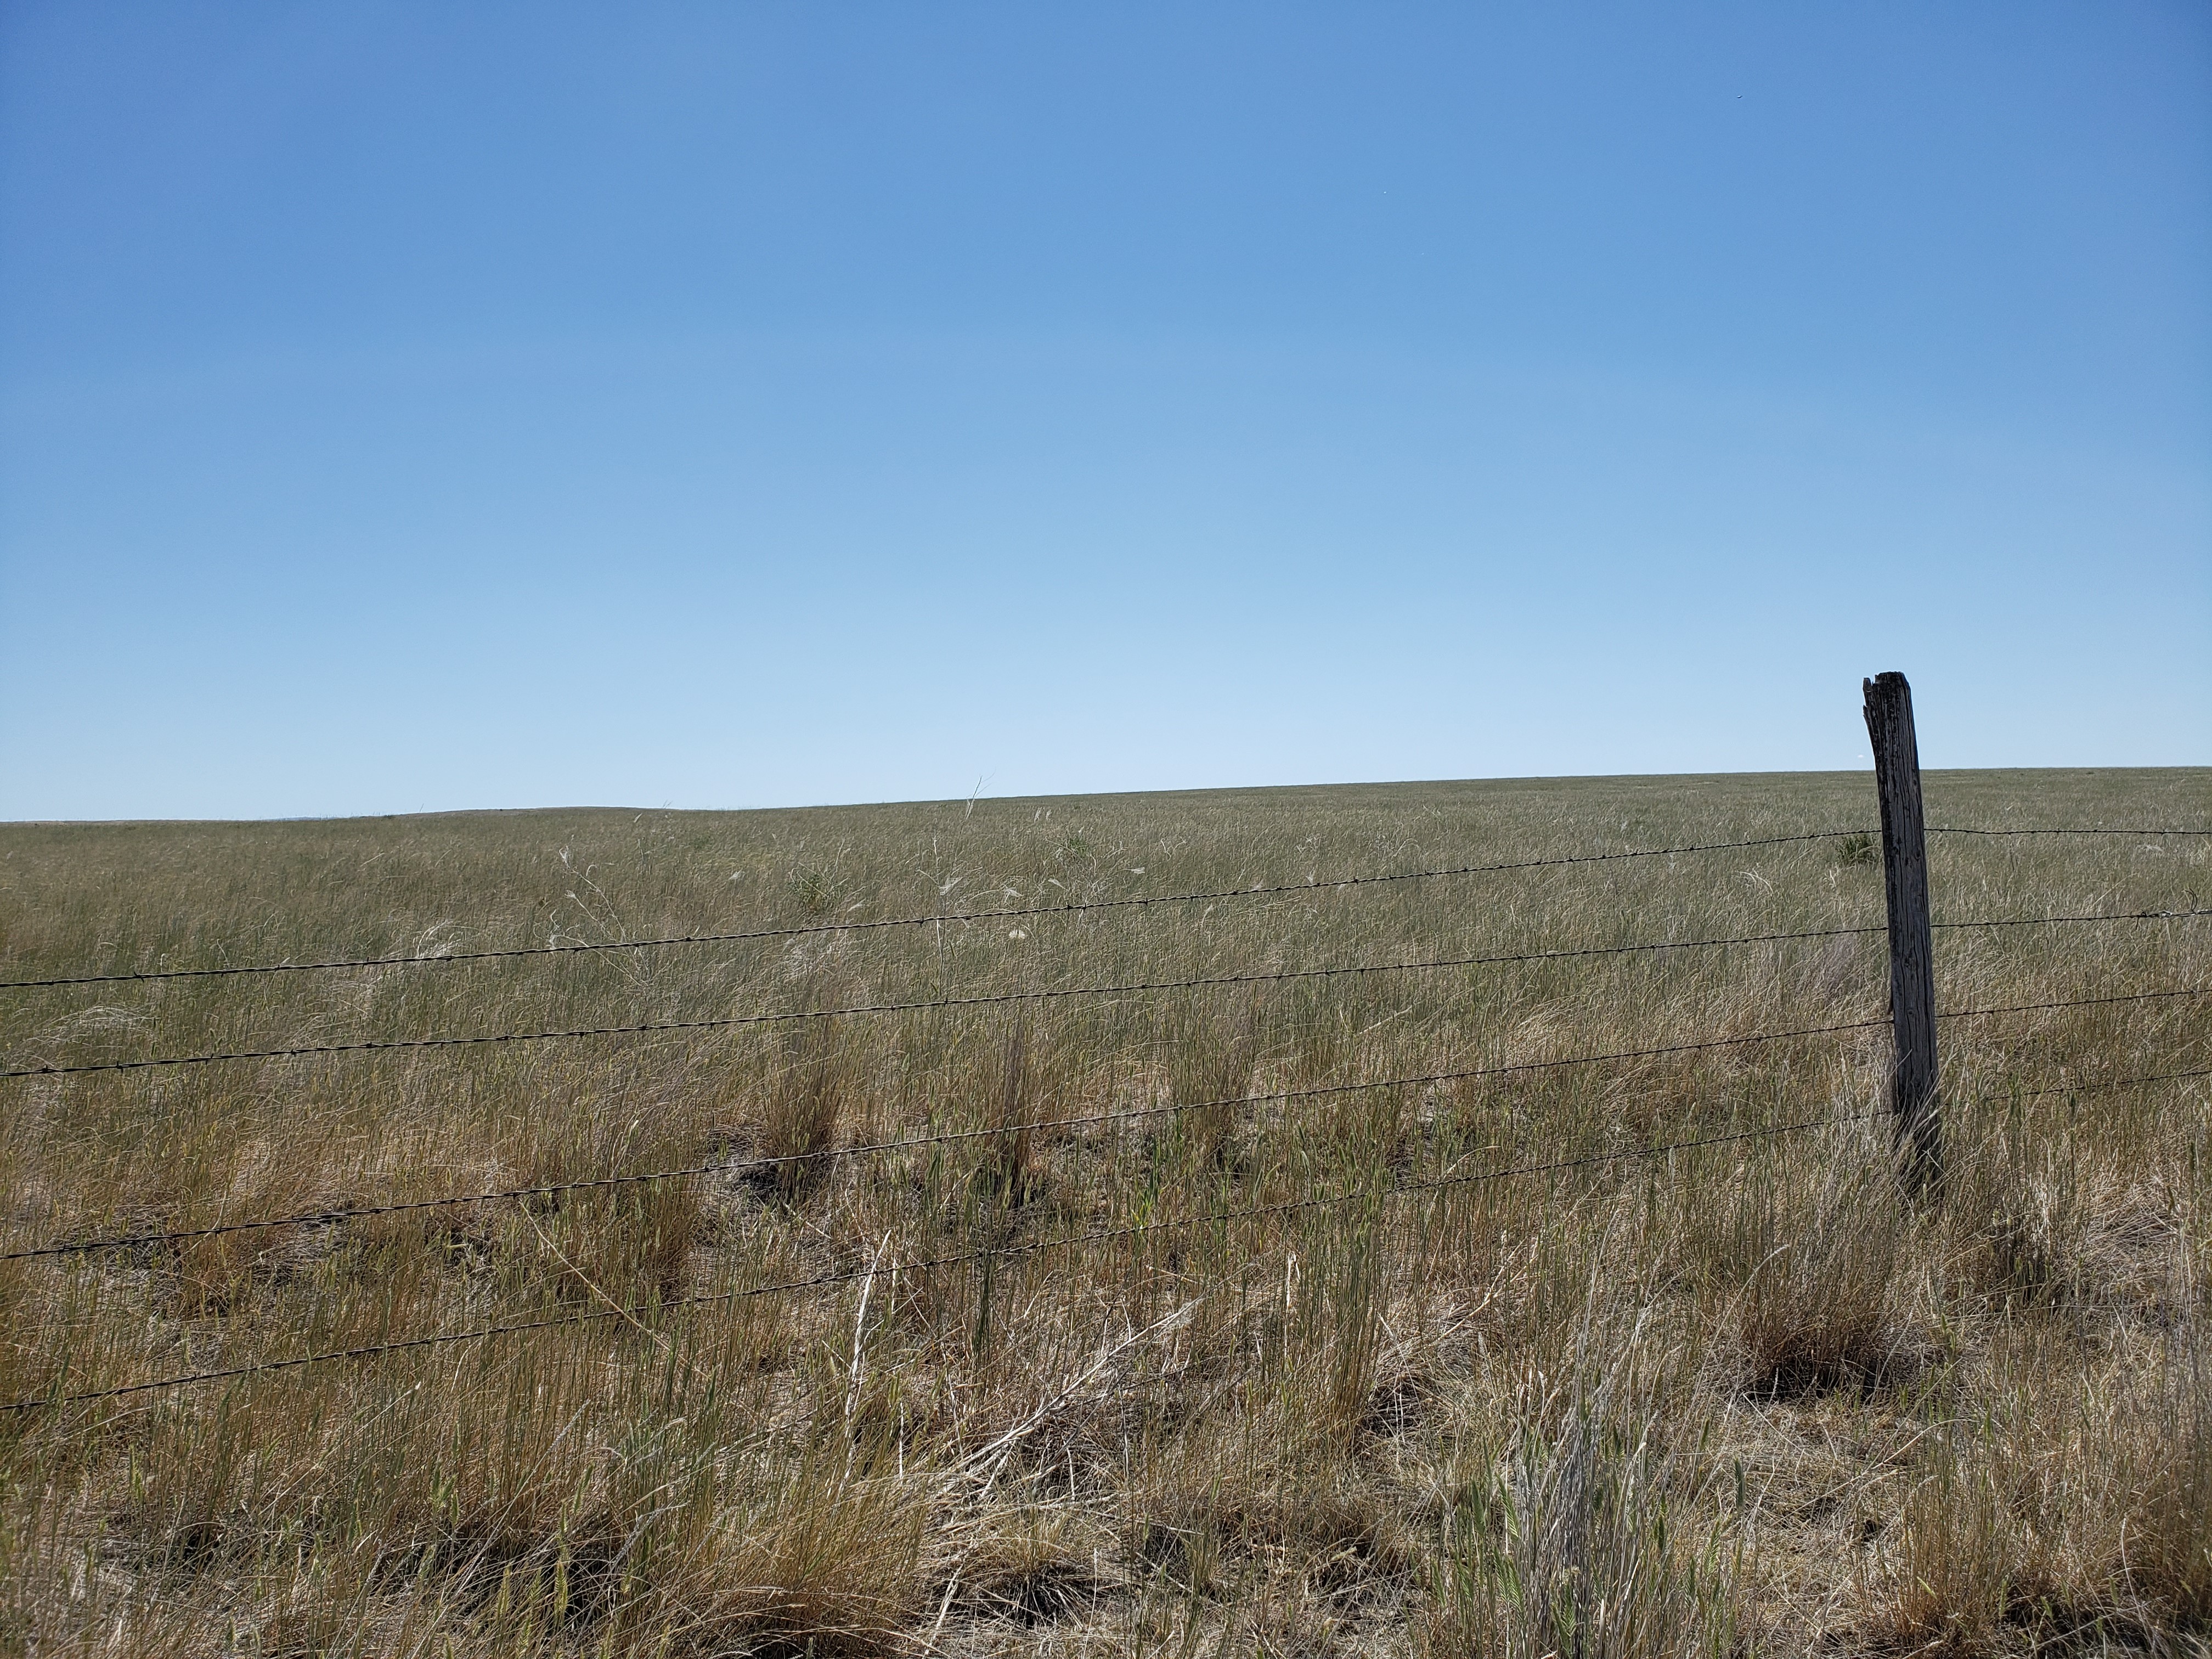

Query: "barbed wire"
(1936, 908), (2212, 929)
(1937, 986), (2208, 1019)
(0, 1104), (1888, 1412)
(0, 1016), (1892, 1263)
(12, 977), (2204, 1266)
(12, 1051), (2208, 1412)
(1928, 826), (2212, 838)
(5, 824), (2200, 995)
(0, 830), (1876, 992)
(2009, 1066), (2210, 1098)
(7, 909), (2203, 1082)
(7, 803), (2204, 1415)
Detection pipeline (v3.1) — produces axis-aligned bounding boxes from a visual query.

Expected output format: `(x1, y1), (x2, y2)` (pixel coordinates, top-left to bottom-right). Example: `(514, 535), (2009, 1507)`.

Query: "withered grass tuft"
(0, 768), (2205, 1653)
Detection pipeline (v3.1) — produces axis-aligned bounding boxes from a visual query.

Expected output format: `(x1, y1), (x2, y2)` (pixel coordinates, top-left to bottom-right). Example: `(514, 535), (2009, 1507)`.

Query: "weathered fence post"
(1862, 672), (1940, 1191)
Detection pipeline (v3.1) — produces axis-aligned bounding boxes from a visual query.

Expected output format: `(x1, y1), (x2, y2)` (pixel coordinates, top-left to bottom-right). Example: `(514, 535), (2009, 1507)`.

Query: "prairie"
(0, 766), (2206, 1655)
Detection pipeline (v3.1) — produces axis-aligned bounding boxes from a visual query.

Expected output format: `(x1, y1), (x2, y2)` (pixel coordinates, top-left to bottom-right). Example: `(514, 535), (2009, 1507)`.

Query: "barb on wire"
(9, 906), (2205, 1082)
(0, 830), (1875, 992)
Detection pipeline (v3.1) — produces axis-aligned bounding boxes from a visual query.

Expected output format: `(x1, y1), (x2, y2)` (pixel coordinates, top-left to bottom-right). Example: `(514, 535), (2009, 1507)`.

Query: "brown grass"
(0, 767), (2205, 1654)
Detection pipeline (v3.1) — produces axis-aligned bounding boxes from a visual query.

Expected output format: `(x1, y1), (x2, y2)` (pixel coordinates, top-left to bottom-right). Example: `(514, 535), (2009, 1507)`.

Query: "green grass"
(0, 768), (2206, 1655)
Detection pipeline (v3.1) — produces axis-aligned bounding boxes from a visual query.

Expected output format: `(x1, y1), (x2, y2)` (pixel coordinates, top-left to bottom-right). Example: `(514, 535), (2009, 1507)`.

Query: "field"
(1, 767), (2207, 1656)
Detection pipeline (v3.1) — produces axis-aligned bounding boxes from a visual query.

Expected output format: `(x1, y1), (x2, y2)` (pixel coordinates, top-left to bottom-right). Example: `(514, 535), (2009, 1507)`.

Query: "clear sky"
(2, 2), (2207, 820)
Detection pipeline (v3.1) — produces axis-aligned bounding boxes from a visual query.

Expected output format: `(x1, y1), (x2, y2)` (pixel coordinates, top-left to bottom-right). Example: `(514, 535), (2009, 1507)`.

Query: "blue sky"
(2, 2), (2206, 820)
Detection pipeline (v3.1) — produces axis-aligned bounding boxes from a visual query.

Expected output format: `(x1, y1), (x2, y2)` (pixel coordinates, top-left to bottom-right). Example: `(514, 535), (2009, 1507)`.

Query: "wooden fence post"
(1863, 672), (1940, 1190)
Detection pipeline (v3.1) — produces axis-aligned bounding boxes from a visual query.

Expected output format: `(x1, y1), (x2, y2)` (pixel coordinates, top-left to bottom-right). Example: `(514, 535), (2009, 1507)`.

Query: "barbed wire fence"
(0, 803), (2204, 1416)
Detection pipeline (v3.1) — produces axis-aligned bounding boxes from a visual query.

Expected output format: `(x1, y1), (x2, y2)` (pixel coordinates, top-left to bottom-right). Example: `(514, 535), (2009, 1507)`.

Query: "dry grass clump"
(1951, 1099), (2193, 1324)
(1424, 1293), (1740, 1659)
(760, 1016), (861, 1204)
(1694, 1132), (1922, 1401)
(1859, 1325), (2212, 1651)
(2129, 1336), (2212, 1624)
(0, 767), (2204, 1652)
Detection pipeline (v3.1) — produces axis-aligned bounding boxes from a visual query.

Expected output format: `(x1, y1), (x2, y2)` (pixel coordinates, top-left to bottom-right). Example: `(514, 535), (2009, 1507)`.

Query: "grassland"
(0, 767), (2207, 1656)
